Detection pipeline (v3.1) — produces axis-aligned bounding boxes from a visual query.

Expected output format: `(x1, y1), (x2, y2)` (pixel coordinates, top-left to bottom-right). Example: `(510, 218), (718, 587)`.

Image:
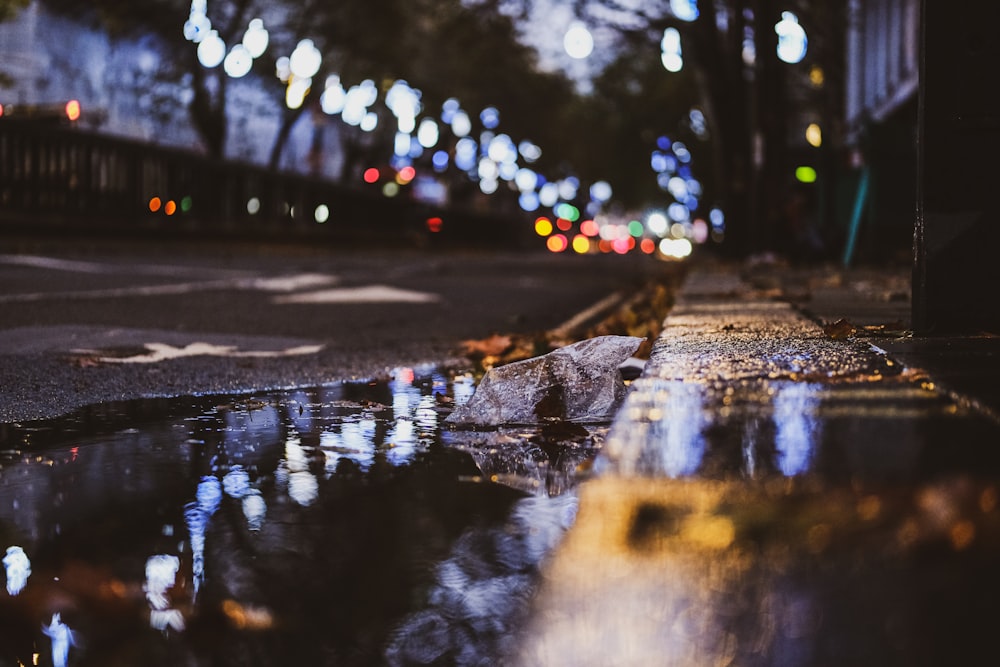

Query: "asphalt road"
(0, 238), (665, 422)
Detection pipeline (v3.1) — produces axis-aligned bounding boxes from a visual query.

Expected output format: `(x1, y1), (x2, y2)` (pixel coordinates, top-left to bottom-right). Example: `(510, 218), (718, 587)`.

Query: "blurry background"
(0, 0), (917, 262)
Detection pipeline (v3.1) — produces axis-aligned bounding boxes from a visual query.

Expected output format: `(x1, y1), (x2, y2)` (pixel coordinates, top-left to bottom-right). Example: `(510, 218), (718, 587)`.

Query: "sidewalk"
(516, 259), (1000, 666)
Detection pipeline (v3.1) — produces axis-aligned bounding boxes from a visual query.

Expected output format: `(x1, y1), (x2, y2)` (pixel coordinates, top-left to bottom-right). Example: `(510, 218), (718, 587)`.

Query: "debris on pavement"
(446, 335), (645, 426)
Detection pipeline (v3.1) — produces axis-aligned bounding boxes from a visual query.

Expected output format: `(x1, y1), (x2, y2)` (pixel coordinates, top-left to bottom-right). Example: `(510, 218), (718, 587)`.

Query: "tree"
(523, 0), (844, 256)
(0, 0), (31, 88)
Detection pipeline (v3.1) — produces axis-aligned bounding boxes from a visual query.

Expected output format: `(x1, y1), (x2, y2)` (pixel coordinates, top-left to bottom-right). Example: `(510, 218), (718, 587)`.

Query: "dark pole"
(914, 0), (1000, 333)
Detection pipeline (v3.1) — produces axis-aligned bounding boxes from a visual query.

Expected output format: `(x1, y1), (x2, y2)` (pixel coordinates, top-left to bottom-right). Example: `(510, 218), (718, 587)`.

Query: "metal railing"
(0, 121), (530, 248)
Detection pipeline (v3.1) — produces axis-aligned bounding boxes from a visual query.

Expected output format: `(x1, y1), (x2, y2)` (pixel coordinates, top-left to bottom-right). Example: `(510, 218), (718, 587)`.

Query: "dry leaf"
(823, 318), (857, 340)
(460, 333), (513, 358)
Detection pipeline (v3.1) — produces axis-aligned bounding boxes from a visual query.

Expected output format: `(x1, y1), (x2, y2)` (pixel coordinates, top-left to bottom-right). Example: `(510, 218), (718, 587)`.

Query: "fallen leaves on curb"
(459, 270), (683, 374)
(823, 318), (912, 341)
(823, 318), (857, 340)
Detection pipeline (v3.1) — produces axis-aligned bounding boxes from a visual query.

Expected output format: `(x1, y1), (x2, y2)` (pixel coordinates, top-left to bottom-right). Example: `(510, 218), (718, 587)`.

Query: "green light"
(555, 203), (580, 222)
(181, 196), (193, 212)
(795, 166), (817, 183)
(628, 220), (644, 237)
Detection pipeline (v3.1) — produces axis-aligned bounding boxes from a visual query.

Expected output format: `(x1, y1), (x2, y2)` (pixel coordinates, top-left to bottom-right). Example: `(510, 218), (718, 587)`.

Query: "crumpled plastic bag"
(446, 335), (644, 426)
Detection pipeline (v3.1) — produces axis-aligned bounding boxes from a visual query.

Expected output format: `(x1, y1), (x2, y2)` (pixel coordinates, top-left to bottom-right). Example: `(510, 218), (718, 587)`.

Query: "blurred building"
(840, 0), (920, 264)
(0, 1), (340, 177)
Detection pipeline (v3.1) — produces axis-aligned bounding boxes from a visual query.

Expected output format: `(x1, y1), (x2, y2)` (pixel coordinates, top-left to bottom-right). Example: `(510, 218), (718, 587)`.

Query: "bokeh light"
(661, 28), (682, 72)
(670, 0), (699, 21)
(795, 166), (818, 183)
(64, 100), (81, 121)
(564, 22), (594, 59)
(572, 234), (591, 254)
(547, 234), (568, 253)
(534, 217), (553, 236)
(314, 204), (330, 223)
(806, 123), (822, 147)
(396, 166), (416, 184)
(197, 30), (226, 68)
(775, 12), (808, 64)
(242, 18), (268, 58)
(289, 39), (322, 79)
(480, 107), (500, 130)
(363, 168), (380, 184)
(148, 197), (161, 212)
(647, 212), (669, 236)
(224, 44), (253, 78)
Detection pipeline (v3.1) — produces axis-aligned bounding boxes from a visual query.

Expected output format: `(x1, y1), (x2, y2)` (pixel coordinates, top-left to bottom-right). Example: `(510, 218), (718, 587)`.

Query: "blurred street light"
(564, 22), (594, 59)
(775, 12), (807, 64)
(289, 39), (322, 79)
(223, 44), (252, 78)
(661, 28), (683, 72)
(197, 30), (225, 68)
(242, 18), (269, 58)
(670, 0), (699, 22)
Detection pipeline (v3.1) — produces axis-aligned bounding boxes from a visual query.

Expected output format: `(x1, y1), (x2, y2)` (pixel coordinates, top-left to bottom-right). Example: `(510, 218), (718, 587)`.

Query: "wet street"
(0, 241), (659, 665)
(4, 245), (1000, 665)
(1, 370), (594, 666)
(0, 242), (663, 422)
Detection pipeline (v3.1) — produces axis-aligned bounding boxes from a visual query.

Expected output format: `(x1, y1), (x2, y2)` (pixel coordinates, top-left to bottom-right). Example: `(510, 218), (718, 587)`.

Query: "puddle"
(0, 367), (603, 666)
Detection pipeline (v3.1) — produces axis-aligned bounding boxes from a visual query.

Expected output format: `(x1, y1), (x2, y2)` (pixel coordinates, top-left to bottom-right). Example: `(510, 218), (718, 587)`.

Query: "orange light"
(363, 168), (380, 184)
(598, 239), (613, 253)
(534, 217), (553, 236)
(556, 217), (572, 232)
(579, 219), (599, 237)
(148, 197), (162, 212)
(65, 99), (81, 121)
(572, 234), (590, 254)
(164, 200), (177, 215)
(640, 238), (656, 254)
(546, 234), (568, 252)
(426, 216), (443, 233)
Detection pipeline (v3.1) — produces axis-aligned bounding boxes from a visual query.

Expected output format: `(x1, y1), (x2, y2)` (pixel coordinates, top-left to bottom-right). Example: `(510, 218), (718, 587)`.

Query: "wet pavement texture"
(518, 264), (1000, 666)
(0, 243), (663, 423)
(4, 255), (1000, 665)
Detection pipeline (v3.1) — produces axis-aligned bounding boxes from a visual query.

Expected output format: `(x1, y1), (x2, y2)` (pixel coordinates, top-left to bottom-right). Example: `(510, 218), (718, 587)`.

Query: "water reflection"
(386, 493), (578, 666)
(773, 381), (822, 476)
(0, 366), (590, 665)
(602, 376), (989, 482)
(3, 545), (30, 596)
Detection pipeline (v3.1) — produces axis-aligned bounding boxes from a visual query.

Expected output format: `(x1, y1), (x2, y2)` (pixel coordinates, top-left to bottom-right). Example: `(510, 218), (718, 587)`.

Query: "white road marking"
(0, 273), (339, 303)
(272, 285), (440, 304)
(89, 342), (324, 364)
(0, 253), (247, 278)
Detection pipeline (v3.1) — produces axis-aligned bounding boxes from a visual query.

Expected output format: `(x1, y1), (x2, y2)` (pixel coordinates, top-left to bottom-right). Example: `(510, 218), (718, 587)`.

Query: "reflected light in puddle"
(185, 476), (222, 599)
(773, 382), (822, 476)
(282, 435), (319, 505)
(602, 380), (708, 477)
(145, 554), (185, 633)
(242, 491), (267, 531)
(3, 545), (31, 596)
(43, 613), (75, 667)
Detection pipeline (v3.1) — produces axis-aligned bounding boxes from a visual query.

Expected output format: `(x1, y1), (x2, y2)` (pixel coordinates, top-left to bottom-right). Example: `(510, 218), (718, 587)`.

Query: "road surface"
(0, 239), (664, 422)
